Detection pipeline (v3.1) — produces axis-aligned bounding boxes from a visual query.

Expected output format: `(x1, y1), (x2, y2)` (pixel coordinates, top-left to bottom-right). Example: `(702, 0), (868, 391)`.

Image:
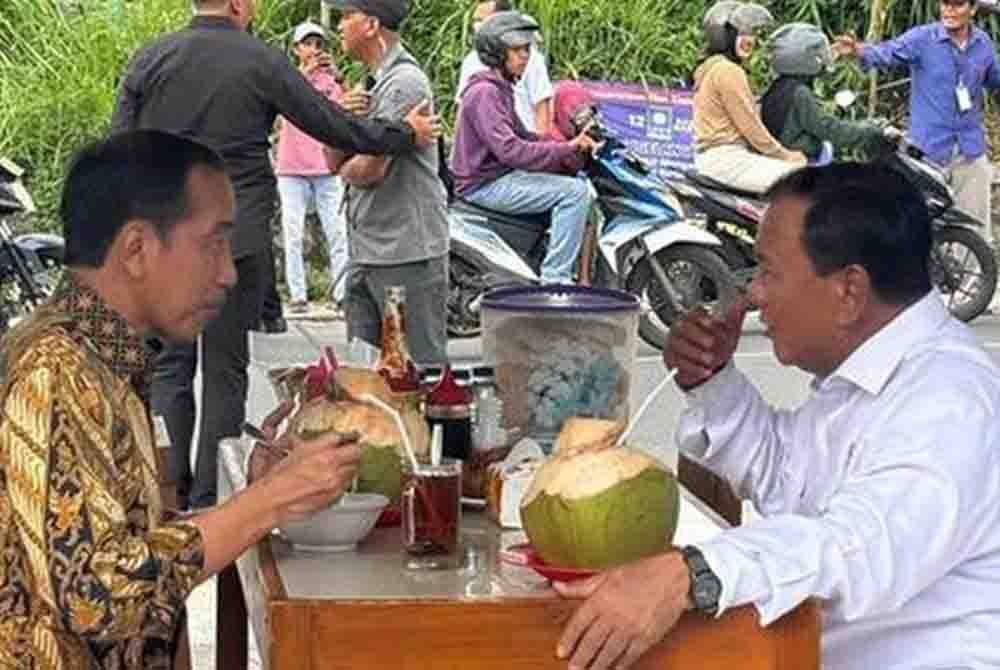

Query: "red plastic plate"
(498, 543), (599, 583)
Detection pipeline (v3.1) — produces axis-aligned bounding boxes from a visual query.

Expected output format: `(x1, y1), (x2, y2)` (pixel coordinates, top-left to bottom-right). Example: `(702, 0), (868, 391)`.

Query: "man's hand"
(790, 150), (808, 165)
(554, 552), (691, 670)
(570, 126), (599, 155)
(663, 296), (749, 391)
(301, 51), (334, 75)
(404, 100), (442, 147)
(832, 34), (862, 60)
(341, 83), (372, 116)
(264, 431), (362, 524)
(247, 401), (295, 483)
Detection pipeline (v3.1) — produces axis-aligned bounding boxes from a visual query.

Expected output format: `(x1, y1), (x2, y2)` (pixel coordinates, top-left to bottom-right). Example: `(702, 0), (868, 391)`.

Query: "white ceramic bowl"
(278, 493), (389, 552)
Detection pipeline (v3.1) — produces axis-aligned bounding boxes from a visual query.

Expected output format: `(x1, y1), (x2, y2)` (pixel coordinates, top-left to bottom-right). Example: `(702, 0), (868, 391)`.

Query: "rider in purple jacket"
(450, 12), (597, 284)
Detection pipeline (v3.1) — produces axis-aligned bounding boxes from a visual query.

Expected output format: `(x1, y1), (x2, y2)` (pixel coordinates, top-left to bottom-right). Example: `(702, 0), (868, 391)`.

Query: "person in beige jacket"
(693, 2), (806, 194)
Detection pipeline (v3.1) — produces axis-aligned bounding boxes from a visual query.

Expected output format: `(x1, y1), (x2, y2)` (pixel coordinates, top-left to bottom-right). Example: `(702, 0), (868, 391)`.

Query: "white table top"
(219, 436), (726, 602)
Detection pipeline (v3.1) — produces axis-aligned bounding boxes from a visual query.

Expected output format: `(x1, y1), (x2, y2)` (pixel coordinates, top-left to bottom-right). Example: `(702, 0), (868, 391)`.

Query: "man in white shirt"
(554, 162), (1000, 670)
(455, 0), (553, 133)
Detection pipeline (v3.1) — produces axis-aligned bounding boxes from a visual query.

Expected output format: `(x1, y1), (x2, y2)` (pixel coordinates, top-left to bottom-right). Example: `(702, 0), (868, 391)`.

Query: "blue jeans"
(277, 175), (348, 303)
(464, 170), (593, 283)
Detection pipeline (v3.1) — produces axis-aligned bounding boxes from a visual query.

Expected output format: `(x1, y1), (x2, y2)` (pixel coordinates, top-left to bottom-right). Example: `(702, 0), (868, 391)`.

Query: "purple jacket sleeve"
(860, 26), (925, 72)
(466, 84), (577, 172)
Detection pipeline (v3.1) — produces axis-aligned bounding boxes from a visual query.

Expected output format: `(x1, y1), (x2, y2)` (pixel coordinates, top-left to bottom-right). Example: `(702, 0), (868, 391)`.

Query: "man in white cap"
(275, 20), (350, 315)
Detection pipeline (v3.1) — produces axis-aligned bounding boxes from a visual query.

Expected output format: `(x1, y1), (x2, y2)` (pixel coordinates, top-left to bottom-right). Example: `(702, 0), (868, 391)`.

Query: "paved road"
(186, 309), (1000, 669)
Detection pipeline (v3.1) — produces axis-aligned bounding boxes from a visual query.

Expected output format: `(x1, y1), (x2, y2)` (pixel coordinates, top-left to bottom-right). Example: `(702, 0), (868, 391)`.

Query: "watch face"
(694, 578), (721, 607)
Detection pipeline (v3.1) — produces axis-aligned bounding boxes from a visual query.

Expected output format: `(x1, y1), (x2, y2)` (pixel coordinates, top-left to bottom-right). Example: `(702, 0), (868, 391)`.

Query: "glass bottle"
(376, 285), (420, 392)
(425, 365), (473, 461)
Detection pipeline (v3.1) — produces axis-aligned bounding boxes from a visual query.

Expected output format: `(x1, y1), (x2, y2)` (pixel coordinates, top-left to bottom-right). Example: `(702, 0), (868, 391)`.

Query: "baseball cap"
(329, 0), (410, 30)
(293, 21), (327, 44)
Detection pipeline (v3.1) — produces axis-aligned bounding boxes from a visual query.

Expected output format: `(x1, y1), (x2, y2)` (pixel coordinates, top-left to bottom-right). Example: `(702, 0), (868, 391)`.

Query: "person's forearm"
(339, 155), (389, 186)
(534, 98), (552, 135)
(273, 61), (415, 156)
(676, 364), (791, 504)
(192, 478), (283, 580)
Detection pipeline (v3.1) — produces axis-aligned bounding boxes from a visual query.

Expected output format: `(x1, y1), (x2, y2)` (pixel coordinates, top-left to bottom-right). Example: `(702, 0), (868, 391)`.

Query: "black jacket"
(111, 15), (416, 258)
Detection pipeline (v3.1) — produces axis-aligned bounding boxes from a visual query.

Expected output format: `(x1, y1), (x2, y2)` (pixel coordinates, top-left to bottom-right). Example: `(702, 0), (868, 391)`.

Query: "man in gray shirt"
(328, 0), (449, 364)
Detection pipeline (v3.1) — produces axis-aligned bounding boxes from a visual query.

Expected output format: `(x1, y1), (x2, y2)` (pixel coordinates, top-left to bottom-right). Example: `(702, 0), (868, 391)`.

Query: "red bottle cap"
(427, 365), (473, 407)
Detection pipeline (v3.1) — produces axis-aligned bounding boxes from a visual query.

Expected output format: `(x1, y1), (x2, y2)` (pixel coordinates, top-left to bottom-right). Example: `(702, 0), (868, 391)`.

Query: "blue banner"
(574, 80), (695, 179)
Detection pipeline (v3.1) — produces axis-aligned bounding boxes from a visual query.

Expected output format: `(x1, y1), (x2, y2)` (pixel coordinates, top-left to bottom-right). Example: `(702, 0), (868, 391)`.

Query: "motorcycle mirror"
(834, 89), (857, 109)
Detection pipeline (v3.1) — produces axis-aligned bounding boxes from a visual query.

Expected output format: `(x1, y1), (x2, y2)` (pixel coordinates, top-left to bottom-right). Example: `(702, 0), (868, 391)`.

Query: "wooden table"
(216, 438), (819, 670)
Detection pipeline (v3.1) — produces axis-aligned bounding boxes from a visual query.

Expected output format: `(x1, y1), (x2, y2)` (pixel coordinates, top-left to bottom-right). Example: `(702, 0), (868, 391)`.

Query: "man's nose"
(219, 251), (238, 291)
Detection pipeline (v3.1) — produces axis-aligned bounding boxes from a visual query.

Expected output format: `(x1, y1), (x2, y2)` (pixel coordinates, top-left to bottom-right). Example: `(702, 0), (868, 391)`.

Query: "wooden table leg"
(216, 564), (248, 670)
(678, 455), (743, 526)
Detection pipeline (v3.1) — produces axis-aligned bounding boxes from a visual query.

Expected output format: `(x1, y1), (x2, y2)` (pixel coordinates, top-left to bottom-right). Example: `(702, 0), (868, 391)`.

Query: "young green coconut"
(289, 367), (429, 503)
(520, 418), (679, 570)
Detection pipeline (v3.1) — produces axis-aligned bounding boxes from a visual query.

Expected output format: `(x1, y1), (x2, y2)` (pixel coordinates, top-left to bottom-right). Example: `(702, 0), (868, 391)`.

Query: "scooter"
(0, 158), (65, 333)
(667, 92), (997, 322)
(447, 119), (736, 350)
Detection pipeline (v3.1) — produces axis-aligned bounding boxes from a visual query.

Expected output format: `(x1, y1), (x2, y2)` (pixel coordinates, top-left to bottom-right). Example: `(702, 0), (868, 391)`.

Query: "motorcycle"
(447, 121), (737, 350)
(0, 158), (65, 333)
(667, 93), (997, 322)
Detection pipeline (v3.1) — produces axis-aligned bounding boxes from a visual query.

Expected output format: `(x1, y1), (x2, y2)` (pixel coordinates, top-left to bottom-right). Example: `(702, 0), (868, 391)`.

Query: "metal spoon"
(241, 421), (289, 458)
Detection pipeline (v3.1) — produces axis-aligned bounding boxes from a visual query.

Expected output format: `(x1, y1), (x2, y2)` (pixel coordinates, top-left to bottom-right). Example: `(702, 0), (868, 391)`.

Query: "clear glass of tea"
(401, 459), (462, 569)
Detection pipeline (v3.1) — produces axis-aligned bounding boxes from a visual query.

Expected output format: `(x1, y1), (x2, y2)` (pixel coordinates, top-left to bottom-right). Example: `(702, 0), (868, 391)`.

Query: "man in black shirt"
(111, 0), (439, 509)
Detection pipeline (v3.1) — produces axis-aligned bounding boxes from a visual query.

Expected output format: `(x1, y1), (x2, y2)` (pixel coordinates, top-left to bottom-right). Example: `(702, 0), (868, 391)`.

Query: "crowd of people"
(2, 0), (1000, 668)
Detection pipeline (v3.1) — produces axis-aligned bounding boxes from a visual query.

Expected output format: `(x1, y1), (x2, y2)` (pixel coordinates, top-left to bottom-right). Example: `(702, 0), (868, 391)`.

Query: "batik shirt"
(0, 277), (205, 669)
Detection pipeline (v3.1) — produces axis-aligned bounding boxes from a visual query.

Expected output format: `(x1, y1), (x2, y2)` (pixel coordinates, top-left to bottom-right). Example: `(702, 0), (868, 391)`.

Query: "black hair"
(60, 130), (225, 268)
(491, 0), (513, 11)
(705, 23), (740, 63)
(765, 162), (933, 305)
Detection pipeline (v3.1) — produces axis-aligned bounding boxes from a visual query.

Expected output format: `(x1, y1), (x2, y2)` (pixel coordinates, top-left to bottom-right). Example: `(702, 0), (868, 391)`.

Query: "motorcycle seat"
(684, 169), (767, 199)
(452, 197), (551, 231)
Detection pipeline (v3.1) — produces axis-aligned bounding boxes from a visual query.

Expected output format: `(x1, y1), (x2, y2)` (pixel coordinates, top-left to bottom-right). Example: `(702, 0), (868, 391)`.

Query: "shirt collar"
(820, 291), (952, 396)
(190, 15), (240, 31)
(932, 21), (985, 48)
(51, 274), (158, 399)
(373, 40), (406, 82)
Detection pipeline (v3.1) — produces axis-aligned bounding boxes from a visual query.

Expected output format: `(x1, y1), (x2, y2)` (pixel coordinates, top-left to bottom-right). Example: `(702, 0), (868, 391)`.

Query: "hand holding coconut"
(663, 296), (750, 390)
(255, 431), (363, 525)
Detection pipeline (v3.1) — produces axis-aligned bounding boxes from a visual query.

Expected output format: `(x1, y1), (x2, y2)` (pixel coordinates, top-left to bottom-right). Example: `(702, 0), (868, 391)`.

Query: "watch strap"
(681, 545), (721, 615)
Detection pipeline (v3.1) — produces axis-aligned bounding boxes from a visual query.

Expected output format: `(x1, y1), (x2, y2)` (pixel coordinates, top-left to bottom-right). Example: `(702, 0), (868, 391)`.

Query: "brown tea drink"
(402, 459), (462, 569)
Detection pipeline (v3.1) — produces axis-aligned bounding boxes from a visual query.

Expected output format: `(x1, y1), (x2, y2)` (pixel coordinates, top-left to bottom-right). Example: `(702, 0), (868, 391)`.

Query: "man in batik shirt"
(0, 130), (362, 668)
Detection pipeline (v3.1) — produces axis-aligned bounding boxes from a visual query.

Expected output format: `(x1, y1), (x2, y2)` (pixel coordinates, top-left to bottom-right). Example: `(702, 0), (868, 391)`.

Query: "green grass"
(0, 0), (985, 232)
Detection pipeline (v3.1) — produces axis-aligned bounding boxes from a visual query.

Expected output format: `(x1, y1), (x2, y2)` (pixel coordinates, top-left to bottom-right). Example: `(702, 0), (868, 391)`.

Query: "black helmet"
(474, 11), (540, 68)
(770, 23), (833, 76)
(703, 1), (774, 54)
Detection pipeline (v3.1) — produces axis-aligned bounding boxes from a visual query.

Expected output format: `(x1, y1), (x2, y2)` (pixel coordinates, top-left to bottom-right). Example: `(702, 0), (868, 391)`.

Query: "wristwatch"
(680, 546), (722, 616)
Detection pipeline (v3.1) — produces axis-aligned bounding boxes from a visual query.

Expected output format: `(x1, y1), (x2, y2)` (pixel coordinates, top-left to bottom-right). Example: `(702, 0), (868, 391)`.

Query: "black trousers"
(151, 253), (265, 508)
(260, 242), (283, 322)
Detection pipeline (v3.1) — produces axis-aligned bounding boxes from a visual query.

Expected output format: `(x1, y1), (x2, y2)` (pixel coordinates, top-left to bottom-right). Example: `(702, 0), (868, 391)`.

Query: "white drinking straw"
(615, 367), (679, 448)
(430, 424), (443, 466)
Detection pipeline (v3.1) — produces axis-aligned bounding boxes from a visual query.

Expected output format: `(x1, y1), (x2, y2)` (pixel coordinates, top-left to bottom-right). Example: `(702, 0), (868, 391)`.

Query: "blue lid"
(481, 285), (639, 313)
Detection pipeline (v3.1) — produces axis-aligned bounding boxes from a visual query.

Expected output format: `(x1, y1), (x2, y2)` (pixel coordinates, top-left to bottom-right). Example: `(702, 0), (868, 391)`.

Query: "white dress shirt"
(455, 48), (553, 133)
(677, 292), (1000, 669)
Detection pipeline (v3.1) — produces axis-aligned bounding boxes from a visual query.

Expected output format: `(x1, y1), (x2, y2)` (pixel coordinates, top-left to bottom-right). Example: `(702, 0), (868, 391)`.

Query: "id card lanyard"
(951, 38), (973, 113)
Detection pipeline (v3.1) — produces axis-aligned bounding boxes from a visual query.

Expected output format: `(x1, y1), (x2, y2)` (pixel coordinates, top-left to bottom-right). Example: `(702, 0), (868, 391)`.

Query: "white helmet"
(703, 1), (774, 53)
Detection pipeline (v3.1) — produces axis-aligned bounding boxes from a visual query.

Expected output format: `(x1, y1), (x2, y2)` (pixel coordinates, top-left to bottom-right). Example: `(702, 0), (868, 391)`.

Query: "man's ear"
(116, 220), (157, 281)
(836, 264), (871, 326)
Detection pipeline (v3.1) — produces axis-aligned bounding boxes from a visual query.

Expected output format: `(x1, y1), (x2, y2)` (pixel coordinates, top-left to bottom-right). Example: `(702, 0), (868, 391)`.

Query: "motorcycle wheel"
(447, 254), (484, 338)
(626, 244), (735, 350)
(930, 225), (996, 322)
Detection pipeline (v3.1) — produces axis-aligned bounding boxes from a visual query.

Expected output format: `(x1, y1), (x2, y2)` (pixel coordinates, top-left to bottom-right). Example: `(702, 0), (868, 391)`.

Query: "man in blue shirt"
(835, 0), (1000, 245)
